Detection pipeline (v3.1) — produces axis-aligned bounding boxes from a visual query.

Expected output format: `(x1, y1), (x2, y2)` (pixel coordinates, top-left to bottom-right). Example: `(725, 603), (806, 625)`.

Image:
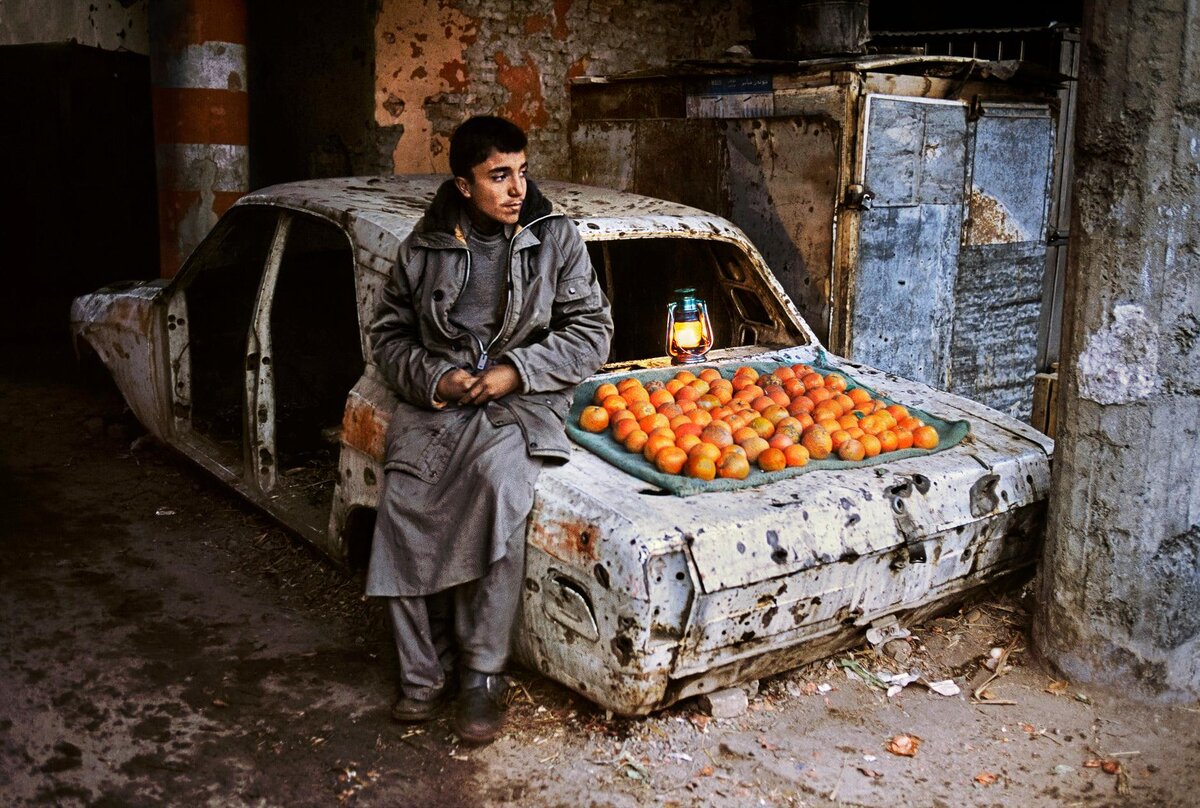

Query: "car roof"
(237, 175), (749, 244)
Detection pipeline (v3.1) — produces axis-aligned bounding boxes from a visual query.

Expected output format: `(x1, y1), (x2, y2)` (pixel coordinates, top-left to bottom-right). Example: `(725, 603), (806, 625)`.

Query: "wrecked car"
(71, 175), (1053, 716)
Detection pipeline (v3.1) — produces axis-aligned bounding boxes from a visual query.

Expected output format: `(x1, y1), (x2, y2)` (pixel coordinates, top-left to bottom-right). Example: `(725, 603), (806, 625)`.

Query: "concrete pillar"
(149, 0), (248, 277)
(1034, 0), (1200, 700)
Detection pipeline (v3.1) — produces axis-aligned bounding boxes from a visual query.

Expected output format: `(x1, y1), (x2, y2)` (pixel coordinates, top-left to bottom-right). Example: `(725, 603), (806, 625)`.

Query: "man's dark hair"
(449, 115), (528, 180)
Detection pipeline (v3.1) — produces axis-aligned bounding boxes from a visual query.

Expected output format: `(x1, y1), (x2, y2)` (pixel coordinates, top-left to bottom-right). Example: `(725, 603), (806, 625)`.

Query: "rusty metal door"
(951, 104), (1056, 418)
(848, 94), (968, 389)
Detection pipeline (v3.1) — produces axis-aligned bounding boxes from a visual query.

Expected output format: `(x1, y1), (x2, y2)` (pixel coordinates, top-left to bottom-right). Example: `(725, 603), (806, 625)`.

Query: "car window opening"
(585, 237), (777, 364)
(178, 206), (276, 467)
(269, 213), (363, 514)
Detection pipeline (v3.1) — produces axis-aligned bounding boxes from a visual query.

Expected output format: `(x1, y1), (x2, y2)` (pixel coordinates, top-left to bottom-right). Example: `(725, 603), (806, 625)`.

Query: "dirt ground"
(3, 336), (1199, 808)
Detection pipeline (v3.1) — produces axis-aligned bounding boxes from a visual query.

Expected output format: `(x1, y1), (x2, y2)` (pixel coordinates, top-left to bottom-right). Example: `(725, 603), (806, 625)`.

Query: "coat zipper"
(475, 212), (559, 370)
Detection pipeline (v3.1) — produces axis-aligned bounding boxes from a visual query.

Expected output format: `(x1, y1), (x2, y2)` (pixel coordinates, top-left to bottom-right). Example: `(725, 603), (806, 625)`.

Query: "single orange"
(688, 442), (721, 463)
(649, 388), (675, 409)
(912, 425), (939, 450)
(601, 394), (628, 415)
(894, 427), (914, 449)
(734, 366), (759, 381)
(847, 387), (872, 406)
(673, 370), (697, 383)
(698, 367), (722, 383)
(675, 433), (702, 454)
(620, 387), (649, 404)
(783, 378), (806, 398)
(674, 385), (701, 403)
(731, 374), (758, 392)
(623, 429), (648, 453)
(732, 426), (758, 444)
(739, 436), (770, 462)
(801, 424), (833, 460)
(749, 416), (775, 439)
(783, 444), (810, 468)
(898, 415), (924, 431)
(878, 430), (899, 453)
(655, 446), (688, 475)
(885, 404), (910, 421)
(688, 408), (713, 427)
(717, 451), (750, 480)
(665, 379), (685, 395)
(696, 394), (722, 412)
(758, 447), (787, 472)
(808, 386), (833, 404)
(824, 373), (848, 392)
(674, 420), (702, 438)
(837, 438), (865, 461)
(612, 418), (639, 442)
(860, 434), (882, 458)
(657, 403), (685, 420)
(790, 363), (813, 377)
(684, 454), (716, 481)
(768, 433), (794, 451)
(801, 372), (825, 391)
(687, 379), (711, 396)
(837, 413), (860, 430)
(579, 405), (610, 433)
(775, 366), (797, 381)
(833, 393), (855, 415)
(593, 383), (619, 404)
(638, 413), (670, 434)
(700, 424), (734, 448)
(787, 396), (815, 416)
(616, 376), (643, 392)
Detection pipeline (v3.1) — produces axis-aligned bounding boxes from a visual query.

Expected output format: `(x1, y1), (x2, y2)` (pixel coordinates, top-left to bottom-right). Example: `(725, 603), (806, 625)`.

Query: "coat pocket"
(382, 402), (461, 484)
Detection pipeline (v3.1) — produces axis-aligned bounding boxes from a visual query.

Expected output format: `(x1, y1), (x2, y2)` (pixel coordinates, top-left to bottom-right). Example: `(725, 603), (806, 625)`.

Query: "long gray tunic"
(365, 221), (544, 597)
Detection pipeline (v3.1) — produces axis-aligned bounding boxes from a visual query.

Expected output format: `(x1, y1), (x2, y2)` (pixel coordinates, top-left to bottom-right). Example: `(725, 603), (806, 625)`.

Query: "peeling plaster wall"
(0, 0), (149, 54)
(374, 0), (752, 177)
(1035, 0), (1200, 701)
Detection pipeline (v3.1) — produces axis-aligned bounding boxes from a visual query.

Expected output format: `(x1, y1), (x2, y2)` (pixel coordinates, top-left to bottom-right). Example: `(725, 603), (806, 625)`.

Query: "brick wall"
(374, 0), (753, 178)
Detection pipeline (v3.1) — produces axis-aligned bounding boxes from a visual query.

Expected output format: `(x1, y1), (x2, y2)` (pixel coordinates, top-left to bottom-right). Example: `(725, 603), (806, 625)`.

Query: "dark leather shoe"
(453, 671), (509, 744)
(391, 692), (443, 723)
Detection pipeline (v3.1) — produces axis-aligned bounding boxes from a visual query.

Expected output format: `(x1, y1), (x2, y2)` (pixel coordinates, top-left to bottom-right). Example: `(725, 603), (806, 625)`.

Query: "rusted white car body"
(72, 176), (1052, 715)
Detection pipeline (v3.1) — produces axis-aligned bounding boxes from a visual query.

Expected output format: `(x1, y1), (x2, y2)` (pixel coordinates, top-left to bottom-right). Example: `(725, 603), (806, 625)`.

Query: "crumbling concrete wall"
(374, 0), (752, 178)
(1035, 0), (1200, 700)
(0, 0), (149, 54)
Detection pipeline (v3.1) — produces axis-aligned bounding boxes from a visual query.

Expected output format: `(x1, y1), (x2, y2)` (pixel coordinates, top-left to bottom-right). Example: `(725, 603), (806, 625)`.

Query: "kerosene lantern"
(665, 287), (713, 364)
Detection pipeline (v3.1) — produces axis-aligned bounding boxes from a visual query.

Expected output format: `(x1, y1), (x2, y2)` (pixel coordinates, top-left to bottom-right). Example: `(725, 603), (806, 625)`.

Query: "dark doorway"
(0, 43), (159, 346)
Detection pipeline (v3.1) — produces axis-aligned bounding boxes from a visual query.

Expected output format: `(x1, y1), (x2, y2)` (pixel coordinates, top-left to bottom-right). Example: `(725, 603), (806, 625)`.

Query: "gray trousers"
(386, 523), (526, 700)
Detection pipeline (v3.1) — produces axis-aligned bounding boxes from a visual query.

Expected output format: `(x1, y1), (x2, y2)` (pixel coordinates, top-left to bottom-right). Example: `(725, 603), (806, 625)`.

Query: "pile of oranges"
(577, 363), (940, 482)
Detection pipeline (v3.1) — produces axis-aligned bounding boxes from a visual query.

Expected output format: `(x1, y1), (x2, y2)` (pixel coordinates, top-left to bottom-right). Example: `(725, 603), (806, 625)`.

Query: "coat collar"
(411, 177), (555, 249)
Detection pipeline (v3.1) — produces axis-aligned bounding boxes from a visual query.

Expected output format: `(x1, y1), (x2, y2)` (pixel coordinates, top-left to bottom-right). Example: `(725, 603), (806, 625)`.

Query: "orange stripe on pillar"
(181, 0), (247, 45)
(152, 87), (249, 146)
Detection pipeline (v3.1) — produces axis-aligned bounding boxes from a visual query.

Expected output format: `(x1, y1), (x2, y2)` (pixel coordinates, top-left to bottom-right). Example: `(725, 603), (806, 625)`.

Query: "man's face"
(456, 149), (527, 226)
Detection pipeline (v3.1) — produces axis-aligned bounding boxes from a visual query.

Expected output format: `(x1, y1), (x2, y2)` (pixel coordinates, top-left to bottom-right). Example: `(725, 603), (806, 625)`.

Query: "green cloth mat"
(566, 353), (970, 496)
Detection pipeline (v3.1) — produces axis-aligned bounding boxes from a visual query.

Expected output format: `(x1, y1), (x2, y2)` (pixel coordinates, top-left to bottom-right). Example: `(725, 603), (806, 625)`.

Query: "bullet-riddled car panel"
(71, 175), (1052, 715)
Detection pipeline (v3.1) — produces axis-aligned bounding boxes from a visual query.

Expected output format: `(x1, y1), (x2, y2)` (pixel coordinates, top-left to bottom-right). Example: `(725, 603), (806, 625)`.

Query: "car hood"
(533, 345), (1053, 596)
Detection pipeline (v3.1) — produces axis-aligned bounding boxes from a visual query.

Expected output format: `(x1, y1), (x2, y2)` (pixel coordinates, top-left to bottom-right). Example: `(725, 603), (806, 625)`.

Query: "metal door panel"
(964, 106), (1055, 246)
(851, 96), (967, 388)
(853, 203), (962, 388)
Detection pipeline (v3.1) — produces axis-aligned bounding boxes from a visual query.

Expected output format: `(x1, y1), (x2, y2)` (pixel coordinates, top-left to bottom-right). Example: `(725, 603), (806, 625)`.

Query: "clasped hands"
(436, 364), (521, 407)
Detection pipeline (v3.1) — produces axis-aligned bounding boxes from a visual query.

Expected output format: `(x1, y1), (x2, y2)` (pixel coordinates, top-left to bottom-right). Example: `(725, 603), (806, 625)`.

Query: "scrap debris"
(885, 734), (922, 757)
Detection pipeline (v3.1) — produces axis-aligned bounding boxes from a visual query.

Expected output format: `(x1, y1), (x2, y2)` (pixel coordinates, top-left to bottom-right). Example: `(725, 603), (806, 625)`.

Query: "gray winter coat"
(370, 179), (614, 482)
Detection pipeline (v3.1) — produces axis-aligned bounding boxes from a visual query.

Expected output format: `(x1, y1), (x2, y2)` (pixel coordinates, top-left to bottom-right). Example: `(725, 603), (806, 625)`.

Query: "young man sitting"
(366, 115), (613, 743)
